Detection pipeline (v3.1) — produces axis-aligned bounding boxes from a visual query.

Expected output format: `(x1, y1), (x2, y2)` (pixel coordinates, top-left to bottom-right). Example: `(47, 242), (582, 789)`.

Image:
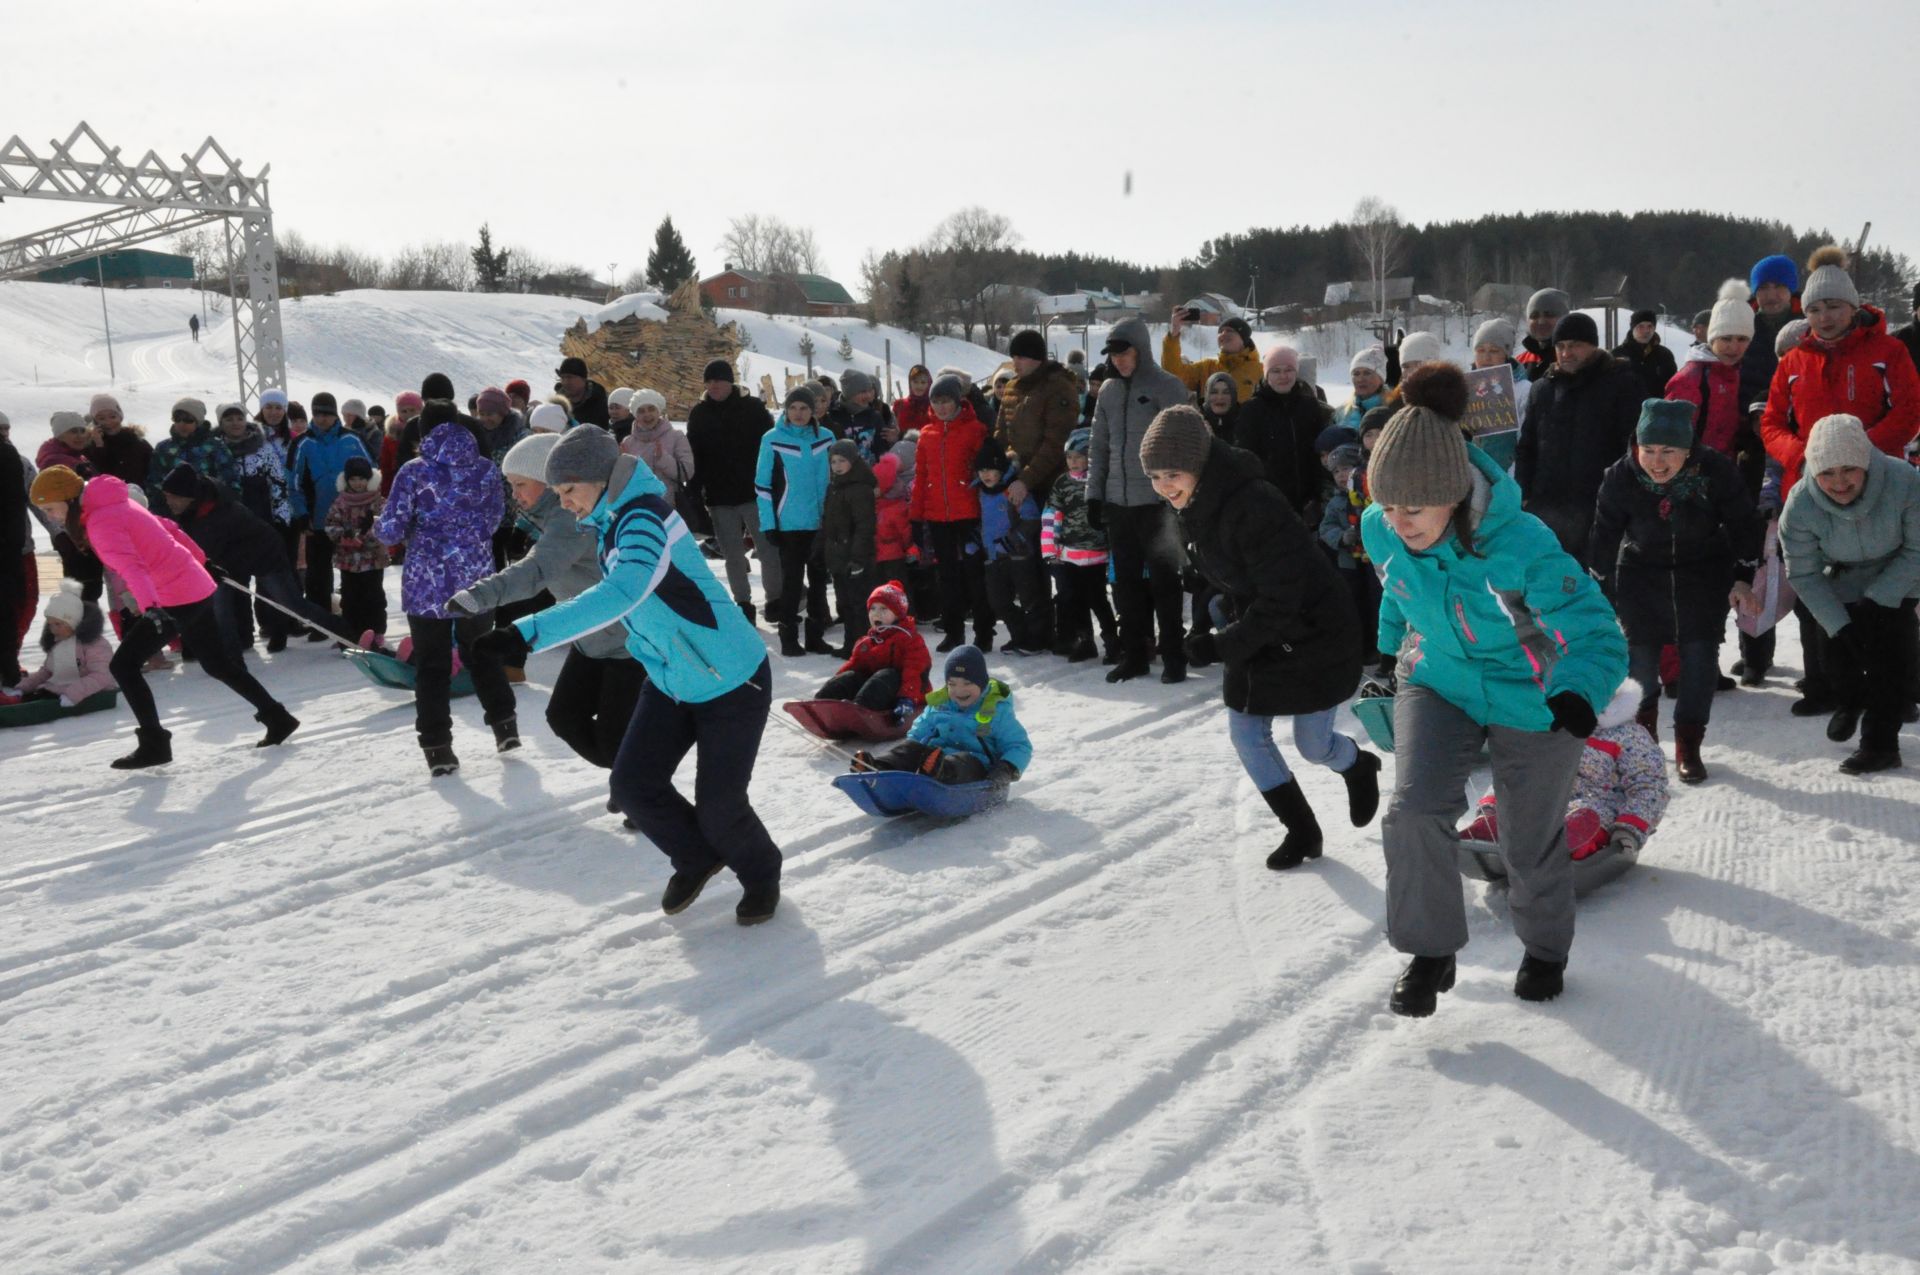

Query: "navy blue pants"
(611, 659), (782, 888)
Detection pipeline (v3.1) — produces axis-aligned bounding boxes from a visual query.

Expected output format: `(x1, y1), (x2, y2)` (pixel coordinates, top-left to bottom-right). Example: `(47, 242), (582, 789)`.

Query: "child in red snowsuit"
(815, 579), (932, 720)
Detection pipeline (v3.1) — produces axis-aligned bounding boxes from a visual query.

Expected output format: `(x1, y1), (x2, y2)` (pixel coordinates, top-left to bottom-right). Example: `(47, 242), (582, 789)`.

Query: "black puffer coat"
(1231, 380), (1333, 517)
(1612, 335), (1677, 401)
(1514, 351), (1645, 554)
(1177, 438), (1363, 715)
(686, 388), (775, 507)
(170, 475), (294, 579)
(1587, 446), (1762, 644)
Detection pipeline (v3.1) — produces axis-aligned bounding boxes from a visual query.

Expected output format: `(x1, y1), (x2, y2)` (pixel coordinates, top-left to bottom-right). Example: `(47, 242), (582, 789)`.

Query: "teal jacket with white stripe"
(1362, 445), (1626, 732)
(513, 456), (766, 703)
(755, 415), (834, 532)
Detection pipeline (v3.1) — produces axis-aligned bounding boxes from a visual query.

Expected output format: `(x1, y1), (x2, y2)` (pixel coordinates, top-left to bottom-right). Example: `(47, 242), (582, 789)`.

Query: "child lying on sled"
(851, 644), (1031, 786)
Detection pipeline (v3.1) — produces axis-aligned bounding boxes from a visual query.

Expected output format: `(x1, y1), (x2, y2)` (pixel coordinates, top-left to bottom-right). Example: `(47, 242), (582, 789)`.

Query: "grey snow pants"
(1382, 684), (1586, 963)
(709, 502), (777, 612)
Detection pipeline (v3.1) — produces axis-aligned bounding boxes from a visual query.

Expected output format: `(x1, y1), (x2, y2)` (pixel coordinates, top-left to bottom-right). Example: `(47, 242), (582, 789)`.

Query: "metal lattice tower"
(0, 122), (286, 408)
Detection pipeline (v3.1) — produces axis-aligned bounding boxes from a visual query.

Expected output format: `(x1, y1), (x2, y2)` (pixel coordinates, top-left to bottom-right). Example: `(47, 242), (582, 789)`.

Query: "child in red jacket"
(814, 579), (932, 720)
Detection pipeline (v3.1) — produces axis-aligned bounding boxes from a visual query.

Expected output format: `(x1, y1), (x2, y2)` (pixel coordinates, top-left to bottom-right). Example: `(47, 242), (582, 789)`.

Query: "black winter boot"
(1839, 747), (1901, 775)
(1634, 701), (1659, 744)
(1261, 780), (1324, 870)
(779, 625), (805, 658)
(493, 716), (522, 752)
(1674, 722), (1708, 784)
(1342, 749), (1383, 826)
(1514, 954), (1566, 1002)
(111, 727), (173, 770)
(1390, 954), (1456, 1017)
(1159, 659), (1187, 684)
(423, 744), (459, 777)
(739, 601), (757, 625)
(1106, 650), (1152, 682)
(1826, 705), (1863, 743)
(1067, 633), (1098, 663)
(255, 705), (301, 748)
(736, 883), (780, 926)
(662, 862), (725, 915)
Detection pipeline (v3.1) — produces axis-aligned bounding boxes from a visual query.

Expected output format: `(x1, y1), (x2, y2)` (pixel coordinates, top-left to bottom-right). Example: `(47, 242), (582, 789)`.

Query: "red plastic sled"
(783, 698), (912, 742)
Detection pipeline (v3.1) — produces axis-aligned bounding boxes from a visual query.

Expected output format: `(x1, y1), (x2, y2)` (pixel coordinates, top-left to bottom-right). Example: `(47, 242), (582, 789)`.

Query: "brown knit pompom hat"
(1367, 406), (1475, 507)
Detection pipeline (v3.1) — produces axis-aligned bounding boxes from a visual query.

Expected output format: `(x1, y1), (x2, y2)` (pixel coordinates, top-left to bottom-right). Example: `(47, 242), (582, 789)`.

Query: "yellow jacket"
(1161, 333), (1264, 401)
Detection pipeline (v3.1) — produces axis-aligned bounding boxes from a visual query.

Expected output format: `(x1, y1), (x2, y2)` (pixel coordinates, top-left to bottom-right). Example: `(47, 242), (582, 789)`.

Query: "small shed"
(36, 248), (195, 289)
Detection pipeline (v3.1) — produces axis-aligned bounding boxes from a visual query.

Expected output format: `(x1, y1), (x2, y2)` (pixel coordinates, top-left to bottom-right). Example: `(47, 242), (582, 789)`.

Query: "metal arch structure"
(0, 122), (286, 408)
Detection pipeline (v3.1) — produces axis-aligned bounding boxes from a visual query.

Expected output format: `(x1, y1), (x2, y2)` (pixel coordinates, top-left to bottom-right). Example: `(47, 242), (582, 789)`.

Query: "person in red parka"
(1666, 285), (1755, 459)
(909, 374), (993, 652)
(812, 578), (933, 720)
(27, 468), (300, 768)
(892, 365), (936, 440)
(1759, 245), (1920, 716)
(1760, 247), (1920, 494)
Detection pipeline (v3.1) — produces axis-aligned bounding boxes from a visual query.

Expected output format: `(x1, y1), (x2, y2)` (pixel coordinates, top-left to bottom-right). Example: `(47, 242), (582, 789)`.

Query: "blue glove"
(893, 698), (916, 722)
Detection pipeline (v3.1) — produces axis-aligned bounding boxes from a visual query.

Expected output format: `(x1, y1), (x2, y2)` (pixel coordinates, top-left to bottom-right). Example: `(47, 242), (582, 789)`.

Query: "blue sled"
(831, 771), (1008, 819)
(345, 647), (475, 697)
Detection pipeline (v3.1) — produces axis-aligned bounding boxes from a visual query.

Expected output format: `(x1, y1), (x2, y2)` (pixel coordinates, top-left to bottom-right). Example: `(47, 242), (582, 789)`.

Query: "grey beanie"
(1204, 370), (1238, 401)
(1803, 414), (1873, 475)
(1367, 406), (1476, 508)
(929, 373), (968, 403)
(1800, 264), (1861, 310)
(542, 422), (621, 487)
(1138, 405), (1214, 476)
(1775, 318), (1811, 358)
(784, 384), (819, 414)
(841, 369), (874, 398)
(1472, 317), (1515, 352)
(1526, 288), (1572, 319)
(170, 396), (208, 425)
(50, 410), (88, 436)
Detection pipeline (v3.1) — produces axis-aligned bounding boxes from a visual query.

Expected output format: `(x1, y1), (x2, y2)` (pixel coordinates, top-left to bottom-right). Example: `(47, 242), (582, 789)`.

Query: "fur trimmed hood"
(1595, 679), (1649, 731)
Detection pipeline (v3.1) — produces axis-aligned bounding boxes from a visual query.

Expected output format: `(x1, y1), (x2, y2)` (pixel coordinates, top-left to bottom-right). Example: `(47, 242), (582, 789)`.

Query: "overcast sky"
(5, 0), (1915, 298)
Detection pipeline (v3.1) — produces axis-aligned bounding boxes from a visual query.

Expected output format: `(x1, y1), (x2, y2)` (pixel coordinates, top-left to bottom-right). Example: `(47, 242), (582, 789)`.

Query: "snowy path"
(3, 605), (1919, 1273)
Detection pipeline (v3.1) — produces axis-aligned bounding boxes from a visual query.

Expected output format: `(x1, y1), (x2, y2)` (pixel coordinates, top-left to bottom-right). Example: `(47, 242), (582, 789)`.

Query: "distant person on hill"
(556, 357), (611, 429)
(1613, 308), (1677, 399)
(1516, 288), (1571, 380)
(188, 313), (200, 343)
(1163, 311), (1263, 402)
(83, 393), (152, 488)
(686, 359), (777, 623)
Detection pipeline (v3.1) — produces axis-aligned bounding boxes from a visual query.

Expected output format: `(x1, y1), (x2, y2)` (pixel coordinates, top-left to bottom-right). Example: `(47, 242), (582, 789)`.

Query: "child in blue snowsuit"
(853, 644), (1032, 786)
(974, 437), (1044, 652)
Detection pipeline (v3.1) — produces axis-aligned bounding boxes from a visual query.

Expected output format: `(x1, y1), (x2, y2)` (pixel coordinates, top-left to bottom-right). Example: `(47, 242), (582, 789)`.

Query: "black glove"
(470, 625), (530, 666)
(1546, 691), (1596, 738)
(128, 609), (171, 646)
(289, 515), (311, 535)
(1086, 500), (1104, 532)
(986, 760), (1020, 789)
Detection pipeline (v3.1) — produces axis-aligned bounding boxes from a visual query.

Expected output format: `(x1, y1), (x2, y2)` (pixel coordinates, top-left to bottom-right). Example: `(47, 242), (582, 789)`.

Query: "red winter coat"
(893, 395), (935, 439)
(908, 401), (986, 524)
(871, 453), (915, 561)
(1663, 355), (1744, 456)
(1761, 306), (1920, 493)
(836, 617), (932, 705)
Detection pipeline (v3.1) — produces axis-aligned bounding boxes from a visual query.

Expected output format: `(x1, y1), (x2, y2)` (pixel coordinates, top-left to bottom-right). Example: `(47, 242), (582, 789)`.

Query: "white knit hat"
(1708, 299), (1756, 343)
(1398, 331), (1446, 368)
(630, 388), (667, 412)
(1803, 414), (1873, 475)
(1350, 345), (1388, 379)
(528, 402), (569, 434)
(44, 579), (87, 628)
(608, 387), (635, 410)
(501, 432), (563, 481)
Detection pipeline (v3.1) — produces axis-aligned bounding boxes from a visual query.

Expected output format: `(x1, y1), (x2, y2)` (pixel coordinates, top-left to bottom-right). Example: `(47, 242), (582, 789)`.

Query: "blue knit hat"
(1636, 399), (1694, 450)
(1066, 426), (1091, 454)
(943, 644), (988, 691)
(1749, 254), (1799, 295)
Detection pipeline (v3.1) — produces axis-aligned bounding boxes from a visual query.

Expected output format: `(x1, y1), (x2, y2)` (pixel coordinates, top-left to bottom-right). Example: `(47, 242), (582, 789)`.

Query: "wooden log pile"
(559, 279), (746, 419)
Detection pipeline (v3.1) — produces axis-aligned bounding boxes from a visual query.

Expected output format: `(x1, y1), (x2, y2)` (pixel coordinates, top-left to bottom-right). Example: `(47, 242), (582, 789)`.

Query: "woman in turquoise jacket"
(755, 385), (835, 657)
(1359, 406), (1626, 1017)
(475, 425), (783, 927)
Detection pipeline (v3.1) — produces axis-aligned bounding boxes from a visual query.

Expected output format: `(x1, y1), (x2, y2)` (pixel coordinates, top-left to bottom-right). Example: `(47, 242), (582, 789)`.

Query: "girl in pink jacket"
(28, 468), (299, 768)
(5, 580), (115, 707)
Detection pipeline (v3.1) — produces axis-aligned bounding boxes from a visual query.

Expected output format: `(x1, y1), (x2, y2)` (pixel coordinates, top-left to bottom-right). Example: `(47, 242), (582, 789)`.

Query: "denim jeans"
(1630, 637), (1718, 727)
(1226, 705), (1357, 791)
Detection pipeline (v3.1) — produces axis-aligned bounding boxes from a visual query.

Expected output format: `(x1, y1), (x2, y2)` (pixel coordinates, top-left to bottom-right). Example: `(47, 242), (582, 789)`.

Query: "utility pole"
(95, 253), (116, 383)
(607, 262), (618, 302)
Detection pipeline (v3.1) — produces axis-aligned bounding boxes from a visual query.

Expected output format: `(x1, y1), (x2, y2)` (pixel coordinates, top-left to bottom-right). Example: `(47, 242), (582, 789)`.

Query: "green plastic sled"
(345, 647), (475, 697)
(0, 688), (119, 728)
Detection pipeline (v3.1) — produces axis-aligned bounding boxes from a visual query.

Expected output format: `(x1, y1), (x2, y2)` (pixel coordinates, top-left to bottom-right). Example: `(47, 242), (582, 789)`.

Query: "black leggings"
(111, 595), (283, 734)
(546, 648), (647, 768)
(407, 612), (519, 748)
(928, 520), (992, 644)
(818, 666), (901, 712)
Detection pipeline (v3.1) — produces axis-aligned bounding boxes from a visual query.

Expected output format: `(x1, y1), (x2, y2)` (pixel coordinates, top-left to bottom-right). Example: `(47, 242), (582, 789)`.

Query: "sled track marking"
(70, 802), (1201, 1274)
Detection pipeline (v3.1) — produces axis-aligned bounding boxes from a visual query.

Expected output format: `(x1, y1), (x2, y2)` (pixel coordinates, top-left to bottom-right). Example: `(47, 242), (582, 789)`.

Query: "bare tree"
(718, 214), (828, 278)
(922, 207), (1021, 342)
(1347, 196), (1407, 314)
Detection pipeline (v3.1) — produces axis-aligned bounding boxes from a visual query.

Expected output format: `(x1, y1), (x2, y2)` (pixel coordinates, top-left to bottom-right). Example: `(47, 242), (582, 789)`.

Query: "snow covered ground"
(3, 281), (1917, 1273)
(2, 586), (1918, 1274)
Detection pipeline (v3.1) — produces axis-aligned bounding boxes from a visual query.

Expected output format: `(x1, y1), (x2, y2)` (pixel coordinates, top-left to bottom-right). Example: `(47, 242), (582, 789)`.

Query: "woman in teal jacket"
(1359, 406), (1626, 1017)
(475, 425), (783, 927)
(755, 385), (835, 656)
